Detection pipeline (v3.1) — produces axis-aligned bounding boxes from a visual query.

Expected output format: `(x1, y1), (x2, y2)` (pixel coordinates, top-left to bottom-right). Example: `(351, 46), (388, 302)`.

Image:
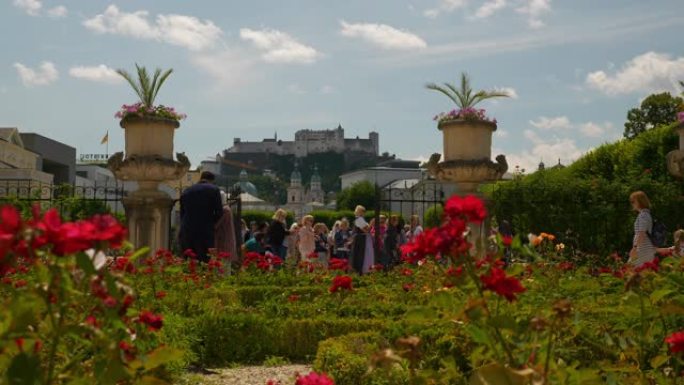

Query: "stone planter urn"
(438, 119), (497, 162)
(109, 117), (190, 253)
(427, 119), (507, 194)
(121, 116), (180, 160)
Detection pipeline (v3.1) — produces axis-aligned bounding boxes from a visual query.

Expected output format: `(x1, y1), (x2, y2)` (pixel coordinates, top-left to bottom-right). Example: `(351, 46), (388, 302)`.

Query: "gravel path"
(178, 365), (312, 385)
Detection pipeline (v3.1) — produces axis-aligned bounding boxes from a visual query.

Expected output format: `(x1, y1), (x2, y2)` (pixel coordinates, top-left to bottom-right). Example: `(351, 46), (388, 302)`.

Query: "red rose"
(635, 258), (660, 273)
(102, 296), (117, 308)
(665, 331), (684, 354)
(138, 310), (163, 331)
(155, 291), (167, 299)
(401, 268), (413, 276)
(402, 283), (415, 292)
(288, 294), (300, 302)
(329, 275), (353, 293)
(328, 258), (349, 271)
(295, 371), (335, 385)
(444, 195), (487, 224)
(558, 261), (574, 271)
(480, 267), (526, 302)
(502, 235), (513, 247)
(13, 279), (27, 288)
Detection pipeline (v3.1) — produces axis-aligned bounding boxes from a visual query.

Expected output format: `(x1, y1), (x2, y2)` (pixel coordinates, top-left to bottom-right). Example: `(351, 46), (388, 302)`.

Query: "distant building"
(227, 125), (379, 158)
(0, 128), (54, 194)
(285, 165), (325, 219)
(20, 132), (76, 185)
(340, 167), (424, 190)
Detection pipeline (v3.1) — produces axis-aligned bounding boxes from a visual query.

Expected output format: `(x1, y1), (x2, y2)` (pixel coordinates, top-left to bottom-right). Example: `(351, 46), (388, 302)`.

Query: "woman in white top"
(628, 191), (657, 267)
(350, 205), (374, 274)
(409, 215), (423, 242)
(298, 215), (316, 263)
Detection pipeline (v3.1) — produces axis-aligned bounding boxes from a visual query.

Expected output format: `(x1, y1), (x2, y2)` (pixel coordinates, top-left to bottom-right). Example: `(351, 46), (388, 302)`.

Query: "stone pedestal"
(123, 186), (175, 253)
(108, 152), (190, 253)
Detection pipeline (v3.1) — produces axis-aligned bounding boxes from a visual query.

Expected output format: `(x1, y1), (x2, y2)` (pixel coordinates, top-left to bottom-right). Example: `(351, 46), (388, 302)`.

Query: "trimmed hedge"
(190, 313), (387, 366)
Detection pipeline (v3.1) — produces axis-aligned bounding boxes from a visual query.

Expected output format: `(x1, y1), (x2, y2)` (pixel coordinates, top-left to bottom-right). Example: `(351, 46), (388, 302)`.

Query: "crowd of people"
(177, 173), (680, 273)
(240, 206), (425, 274)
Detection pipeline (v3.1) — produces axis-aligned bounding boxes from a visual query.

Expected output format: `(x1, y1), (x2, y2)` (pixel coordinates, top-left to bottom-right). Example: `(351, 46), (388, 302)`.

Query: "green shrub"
(423, 205), (443, 228)
(314, 332), (409, 385)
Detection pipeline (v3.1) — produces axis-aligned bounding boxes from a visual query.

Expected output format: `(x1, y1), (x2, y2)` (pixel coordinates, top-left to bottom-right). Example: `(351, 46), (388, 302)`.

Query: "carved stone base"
(122, 189), (174, 254)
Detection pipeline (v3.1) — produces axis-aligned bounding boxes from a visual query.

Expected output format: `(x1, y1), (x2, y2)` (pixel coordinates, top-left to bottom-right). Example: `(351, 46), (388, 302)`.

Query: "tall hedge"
(484, 122), (684, 254)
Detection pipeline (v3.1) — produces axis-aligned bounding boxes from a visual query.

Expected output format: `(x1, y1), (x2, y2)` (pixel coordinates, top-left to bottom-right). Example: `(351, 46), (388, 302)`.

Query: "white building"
(339, 167), (424, 190)
(285, 165), (325, 219)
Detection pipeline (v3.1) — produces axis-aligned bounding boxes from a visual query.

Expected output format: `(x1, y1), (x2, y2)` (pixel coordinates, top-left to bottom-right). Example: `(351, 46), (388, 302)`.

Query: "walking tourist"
(409, 215), (423, 242)
(214, 191), (238, 264)
(268, 209), (289, 260)
(314, 222), (330, 267)
(335, 219), (352, 259)
(298, 215), (316, 263)
(286, 222), (300, 262)
(628, 191), (657, 267)
(179, 171), (224, 263)
(350, 205), (374, 274)
(385, 215), (401, 267)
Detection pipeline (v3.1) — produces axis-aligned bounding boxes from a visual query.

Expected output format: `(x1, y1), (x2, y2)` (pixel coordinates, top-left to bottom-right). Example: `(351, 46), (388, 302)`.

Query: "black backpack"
(648, 217), (668, 248)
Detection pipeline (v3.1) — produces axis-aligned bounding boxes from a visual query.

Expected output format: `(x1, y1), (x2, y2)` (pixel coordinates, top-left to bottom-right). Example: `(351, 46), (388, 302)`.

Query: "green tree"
(336, 181), (377, 211)
(623, 92), (683, 139)
(117, 64), (173, 107)
(425, 72), (510, 109)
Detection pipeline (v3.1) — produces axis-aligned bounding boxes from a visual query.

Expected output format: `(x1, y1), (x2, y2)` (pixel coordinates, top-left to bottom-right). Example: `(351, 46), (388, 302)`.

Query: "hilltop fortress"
(227, 125), (379, 158)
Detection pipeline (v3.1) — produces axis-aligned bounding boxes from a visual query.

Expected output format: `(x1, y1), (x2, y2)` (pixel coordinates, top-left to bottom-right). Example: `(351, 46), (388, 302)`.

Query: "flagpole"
(106, 130), (109, 159)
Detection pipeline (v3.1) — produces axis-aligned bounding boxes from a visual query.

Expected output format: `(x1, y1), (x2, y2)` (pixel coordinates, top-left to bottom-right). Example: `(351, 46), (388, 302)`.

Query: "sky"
(1, 0), (684, 172)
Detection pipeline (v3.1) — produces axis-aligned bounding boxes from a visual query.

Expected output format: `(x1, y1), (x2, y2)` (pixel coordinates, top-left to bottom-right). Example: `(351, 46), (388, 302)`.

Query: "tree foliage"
(623, 92), (683, 139)
(485, 122), (684, 254)
(336, 181), (378, 211)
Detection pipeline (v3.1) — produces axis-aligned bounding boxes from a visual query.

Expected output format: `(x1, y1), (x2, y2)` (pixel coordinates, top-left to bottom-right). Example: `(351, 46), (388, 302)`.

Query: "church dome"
(310, 165), (321, 184)
(234, 169), (258, 197)
(290, 168), (302, 183)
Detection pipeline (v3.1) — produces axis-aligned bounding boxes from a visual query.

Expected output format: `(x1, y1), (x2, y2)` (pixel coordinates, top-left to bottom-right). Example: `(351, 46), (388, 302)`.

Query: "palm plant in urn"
(116, 64), (186, 160)
(426, 72), (509, 162)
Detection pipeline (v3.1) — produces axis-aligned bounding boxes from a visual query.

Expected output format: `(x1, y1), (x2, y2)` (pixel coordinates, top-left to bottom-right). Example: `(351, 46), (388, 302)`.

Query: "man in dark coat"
(179, 171), (224, 262)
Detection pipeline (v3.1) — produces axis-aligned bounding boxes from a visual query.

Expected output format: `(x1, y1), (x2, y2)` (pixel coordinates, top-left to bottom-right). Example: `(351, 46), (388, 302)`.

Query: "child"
(659, 229), (684, 257)
(335, 219), (352, 259)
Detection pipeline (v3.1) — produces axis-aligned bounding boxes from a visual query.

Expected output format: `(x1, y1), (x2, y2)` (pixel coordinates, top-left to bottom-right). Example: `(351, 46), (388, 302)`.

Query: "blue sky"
(2, 0), (684, 171)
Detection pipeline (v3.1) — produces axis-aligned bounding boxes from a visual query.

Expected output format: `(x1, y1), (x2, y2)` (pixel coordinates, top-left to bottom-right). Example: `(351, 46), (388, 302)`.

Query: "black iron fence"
(0, 179), (125, 219)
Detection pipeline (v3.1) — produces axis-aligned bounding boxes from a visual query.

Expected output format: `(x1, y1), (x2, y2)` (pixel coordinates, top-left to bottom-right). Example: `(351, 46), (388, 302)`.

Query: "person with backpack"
(628, 191), (658, 267)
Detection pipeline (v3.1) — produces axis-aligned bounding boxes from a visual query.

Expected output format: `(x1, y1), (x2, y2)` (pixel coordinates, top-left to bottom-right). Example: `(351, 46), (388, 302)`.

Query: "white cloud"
(340, 21), (427, 50)
(47, 5), (67, 18)
(190, 48), (256, 88)
(475, 0), (507, 19)
(287, 84), (306, 94)
(69, 65), (123, 84)
(320, 85), (335, 94)
(14, 61), (59, 87)
(494, 86), (518, 99)
(239, 28), (320, 64)
(586, 52), (684, 96)
(529, 116), (571, 130)
(83, 5), (222, 51)
(516, 0), (551, 29)
(579, 121), (613, 138)
(501, 129), (585, 171)
(424, 0), (467, 18)
(13, 0), (41, 16)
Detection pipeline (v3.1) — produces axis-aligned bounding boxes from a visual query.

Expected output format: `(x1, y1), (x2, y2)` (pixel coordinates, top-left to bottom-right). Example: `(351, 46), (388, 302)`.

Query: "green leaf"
(469, 363), (530, 385)
(144, 346), (184, 371)
(650, 289), (673, 303)
(76, 252), (96, 276)
(465, 324), (491, 345)
(650, 355), (669, 369)
(404, 307), (436, 322)
(6, 353), (40, 385)
(128, 247), (150, 264)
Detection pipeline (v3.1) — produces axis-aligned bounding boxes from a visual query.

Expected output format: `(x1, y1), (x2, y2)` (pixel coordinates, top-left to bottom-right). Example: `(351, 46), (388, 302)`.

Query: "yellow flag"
(100, 132), (109, 144)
